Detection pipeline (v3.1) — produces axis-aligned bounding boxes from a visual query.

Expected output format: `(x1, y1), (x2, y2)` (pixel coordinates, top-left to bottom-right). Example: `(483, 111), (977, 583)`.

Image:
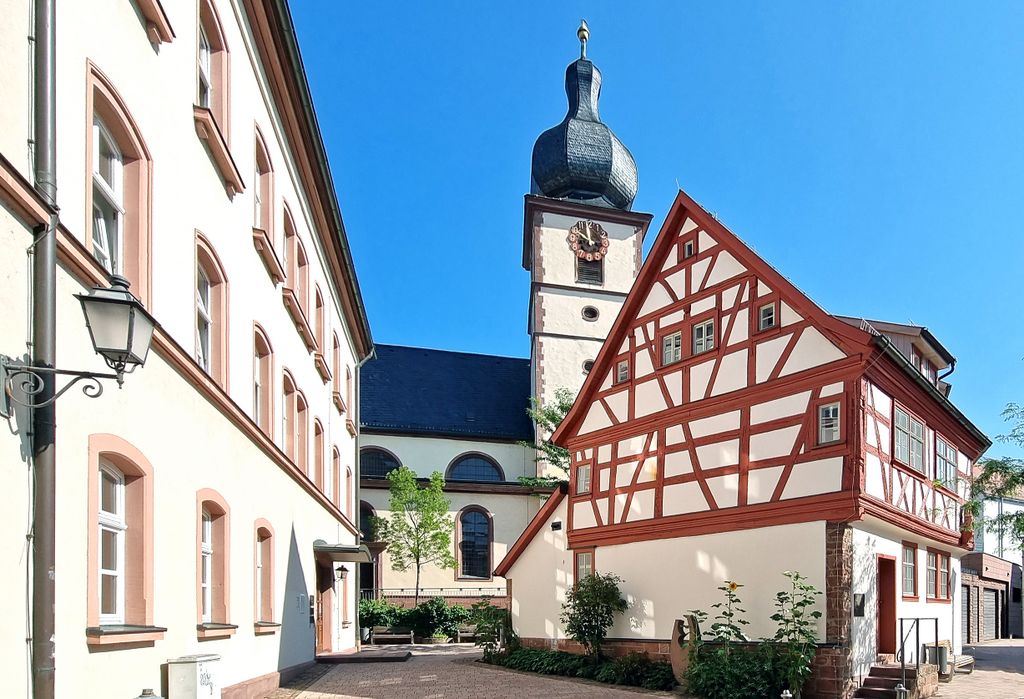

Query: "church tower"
(525, 21), (653, 427)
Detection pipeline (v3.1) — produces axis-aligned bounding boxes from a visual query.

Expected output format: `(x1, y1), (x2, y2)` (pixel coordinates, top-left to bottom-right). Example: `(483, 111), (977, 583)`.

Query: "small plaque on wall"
(853, 593), (866, 617)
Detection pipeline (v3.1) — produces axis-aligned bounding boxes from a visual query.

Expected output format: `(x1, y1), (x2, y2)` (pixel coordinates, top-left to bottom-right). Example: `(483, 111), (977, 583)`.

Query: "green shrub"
(498, 648), (675, 690)
(685, 643), (782, 699)
(470, 599), (517, 661)
(560, 572), (629, 658)
(358, 597), (399, 629)
(403, 596), (470, 638)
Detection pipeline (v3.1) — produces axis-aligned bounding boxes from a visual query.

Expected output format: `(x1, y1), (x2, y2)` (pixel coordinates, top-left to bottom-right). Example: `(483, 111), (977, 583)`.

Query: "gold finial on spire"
(577, 19), (590, 59)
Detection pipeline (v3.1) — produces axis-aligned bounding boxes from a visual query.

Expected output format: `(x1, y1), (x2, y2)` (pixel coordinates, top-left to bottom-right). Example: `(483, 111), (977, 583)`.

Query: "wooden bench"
(371, 626), (414, 644)
(924, 640), (974, 676)
(455, 625), (478, 643)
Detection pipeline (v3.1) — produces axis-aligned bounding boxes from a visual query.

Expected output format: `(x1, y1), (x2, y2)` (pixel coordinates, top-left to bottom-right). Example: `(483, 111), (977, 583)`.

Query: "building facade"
(496, 189), (989, 698)
(357, 30), (651, 603)
(0, 0), (372, 696)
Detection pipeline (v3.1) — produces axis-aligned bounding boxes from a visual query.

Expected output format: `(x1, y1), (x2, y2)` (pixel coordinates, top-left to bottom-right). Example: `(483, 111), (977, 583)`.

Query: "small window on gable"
(818, 402), (841, 445)
(575, 464), (591, 495)
(662, 331), (682, 366)
(615, 360), (629, 384)
(683, 239), (695, 259)
(692, 319), (715, 355)
(577, 258), (603, 285)
(758, 303), (776, 331)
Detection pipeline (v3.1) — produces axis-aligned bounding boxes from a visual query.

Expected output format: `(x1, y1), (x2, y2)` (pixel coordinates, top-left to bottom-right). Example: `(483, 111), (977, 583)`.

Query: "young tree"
(969, 403), (1024, 550)
(518, 387), (575, 487)
(560, 572), (628, 659)
(376, 467), (455, 604)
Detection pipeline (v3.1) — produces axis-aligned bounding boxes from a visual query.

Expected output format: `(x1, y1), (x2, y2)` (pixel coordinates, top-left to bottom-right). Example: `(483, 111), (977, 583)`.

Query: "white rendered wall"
(361, 434), (534, 481)
(507, 516), (827, 643)
(850, 521), (963, 680)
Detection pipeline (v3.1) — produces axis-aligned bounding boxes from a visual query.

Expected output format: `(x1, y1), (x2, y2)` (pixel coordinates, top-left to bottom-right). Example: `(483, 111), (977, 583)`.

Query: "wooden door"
(877, 556), (897, 655)
(315, 562), (334, 654)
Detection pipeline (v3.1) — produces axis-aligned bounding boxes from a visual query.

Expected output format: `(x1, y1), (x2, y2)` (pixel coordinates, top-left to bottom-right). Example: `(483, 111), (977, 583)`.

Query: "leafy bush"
(685, 644), (782, 699)
(560, 572), (628, 658)
(402, 596), (470, 638)
(771, 571), (822, 696)
(358, 597), (399, 629)
(470, 599), (517, 661)
(498, 648), (676, 690)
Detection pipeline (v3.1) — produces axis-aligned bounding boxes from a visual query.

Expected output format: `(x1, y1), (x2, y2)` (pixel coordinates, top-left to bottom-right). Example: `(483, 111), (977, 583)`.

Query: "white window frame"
(576, 551), (593, 580)
(575, 464), (591, 495)
(92, 118), (124, 275)
(255, 535), (264, 621)
(201, 510), (213, 623)
(901, 545), (916, 597)
(253, 347), (262, 426)
(198, 25), (213, 109)
(98, 461), (127, 625)
(894, 407), (925, 473)
(615, 360), (629, 384)
(758, 303), (776, 331)
(683, 240), (695, 259)
(662, 331), (682, 366)
(818, 402), (841, 445)
(692, 319), (715, 355)
(196, 266), (213, 372)
(936, 437), (957, 488)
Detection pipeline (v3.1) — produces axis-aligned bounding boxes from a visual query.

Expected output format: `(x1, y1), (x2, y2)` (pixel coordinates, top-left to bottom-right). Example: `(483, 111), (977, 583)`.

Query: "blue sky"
(290, 2), (1024, 458)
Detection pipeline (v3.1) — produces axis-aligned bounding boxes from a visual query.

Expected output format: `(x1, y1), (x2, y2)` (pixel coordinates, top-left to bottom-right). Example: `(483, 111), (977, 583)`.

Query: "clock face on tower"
(567, 220), (610, 261)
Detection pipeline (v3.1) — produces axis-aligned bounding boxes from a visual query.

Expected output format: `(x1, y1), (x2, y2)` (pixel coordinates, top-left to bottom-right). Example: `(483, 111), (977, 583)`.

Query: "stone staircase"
(854, 662), (939, 699)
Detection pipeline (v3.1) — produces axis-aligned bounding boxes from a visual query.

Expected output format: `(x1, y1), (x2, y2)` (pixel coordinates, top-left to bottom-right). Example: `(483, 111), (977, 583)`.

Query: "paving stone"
(933, 640), (1024, 699)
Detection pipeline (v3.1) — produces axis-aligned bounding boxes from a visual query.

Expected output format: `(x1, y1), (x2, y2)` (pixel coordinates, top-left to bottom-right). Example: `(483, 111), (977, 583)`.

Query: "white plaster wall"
(535, 334), (605, 419)
(0, 0), (366, 693)
(508, 519), (827, 643)
(850, 521), (963, 681)
(0, 210), (356, 697)
(536, 286), (624, 339)
(534, 212), (639, 292)
(361, 489), (537, 592)
(361, 433), (533, 481)
(505, 499), (572, 640)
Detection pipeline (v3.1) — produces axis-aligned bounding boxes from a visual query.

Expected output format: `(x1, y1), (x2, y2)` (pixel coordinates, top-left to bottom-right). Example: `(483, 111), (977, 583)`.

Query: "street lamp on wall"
(1, 275), (157, 418)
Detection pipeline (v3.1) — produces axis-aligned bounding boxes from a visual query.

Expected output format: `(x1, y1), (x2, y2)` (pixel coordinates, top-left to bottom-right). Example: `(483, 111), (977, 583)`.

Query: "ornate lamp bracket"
(0, 355), (121, 419)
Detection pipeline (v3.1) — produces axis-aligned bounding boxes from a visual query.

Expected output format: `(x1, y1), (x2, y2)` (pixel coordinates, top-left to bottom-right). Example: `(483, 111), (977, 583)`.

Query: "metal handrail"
(897, 616), (939, 689)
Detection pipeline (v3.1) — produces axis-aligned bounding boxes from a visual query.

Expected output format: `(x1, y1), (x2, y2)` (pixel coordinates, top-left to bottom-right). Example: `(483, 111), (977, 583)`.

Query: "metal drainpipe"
(31, 0), (57, 697)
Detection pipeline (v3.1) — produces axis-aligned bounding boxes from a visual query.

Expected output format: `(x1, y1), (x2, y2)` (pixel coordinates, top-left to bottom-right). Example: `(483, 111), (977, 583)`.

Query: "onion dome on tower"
(530, 21), (639, 210)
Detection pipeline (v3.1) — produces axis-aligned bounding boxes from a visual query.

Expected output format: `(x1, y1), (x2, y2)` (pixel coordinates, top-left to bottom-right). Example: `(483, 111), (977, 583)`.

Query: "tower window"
(576, 258), (603, 285)
(582, 360), (595, 374)
(582, 306), (599, 321)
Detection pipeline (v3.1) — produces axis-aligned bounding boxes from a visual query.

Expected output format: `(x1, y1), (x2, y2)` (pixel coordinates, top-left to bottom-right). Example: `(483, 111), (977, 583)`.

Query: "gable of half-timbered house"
(553, 190), (880, 546)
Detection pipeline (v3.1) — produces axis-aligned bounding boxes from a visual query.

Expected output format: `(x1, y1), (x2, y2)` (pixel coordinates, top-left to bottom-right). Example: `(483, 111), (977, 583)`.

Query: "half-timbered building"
(496, 188), (990, 698)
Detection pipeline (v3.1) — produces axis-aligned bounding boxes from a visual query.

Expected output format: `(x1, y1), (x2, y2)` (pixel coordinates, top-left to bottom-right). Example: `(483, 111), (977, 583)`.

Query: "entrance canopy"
(312, 540), (373, 564)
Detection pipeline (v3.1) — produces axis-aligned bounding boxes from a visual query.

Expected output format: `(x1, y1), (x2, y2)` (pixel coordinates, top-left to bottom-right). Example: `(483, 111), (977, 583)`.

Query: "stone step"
(869, 664), (918, 679)
(863, 676), (901, 689)
(854, 688), (897, 699)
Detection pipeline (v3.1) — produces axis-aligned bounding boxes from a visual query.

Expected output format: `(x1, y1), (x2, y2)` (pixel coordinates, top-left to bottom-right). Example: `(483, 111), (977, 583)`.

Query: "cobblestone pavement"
(934, 640), (1024, 699)
(275, 645), (672, 698)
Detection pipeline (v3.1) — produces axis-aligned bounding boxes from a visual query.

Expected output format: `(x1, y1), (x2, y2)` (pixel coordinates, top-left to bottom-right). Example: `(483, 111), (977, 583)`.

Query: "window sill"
(86, 624), (167, 646)
(254, 621), (281, 636)
(902, 595), (919, 602)
(282, 287), (318, 352)
(314, 351), (332, 383)
(197, 622), (238, 639)
(135, 0), (175, 43)
(194, 106), (244, 197)
(345, 418), (357, 437)
(253, 227), (285, 284)
(332, 390), (347, 414)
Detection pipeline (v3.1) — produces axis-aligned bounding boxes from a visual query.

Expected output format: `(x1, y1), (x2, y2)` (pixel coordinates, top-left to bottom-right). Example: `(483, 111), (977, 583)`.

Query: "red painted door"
(877, 557), (897, 654)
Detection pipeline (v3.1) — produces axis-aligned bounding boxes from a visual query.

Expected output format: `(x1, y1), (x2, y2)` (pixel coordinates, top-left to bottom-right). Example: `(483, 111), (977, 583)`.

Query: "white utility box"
(167, 653), (221, 698)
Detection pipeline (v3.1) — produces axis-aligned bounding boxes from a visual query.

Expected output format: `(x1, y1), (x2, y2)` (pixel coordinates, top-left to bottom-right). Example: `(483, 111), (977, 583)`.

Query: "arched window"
(295, 240), (309, 318)
(195, 234), (228, 385)
(253, 325), (273, 436)
(87, 434), (156, 642)
(330, 447), (340, 506)
(359, 501), (377, 541)
(282, 371), (307, 470)
(86, 64), (153, 304)
(360, 448), (400, 479)
(458, 507), (492, 580)
(314, 286), (325, 349)
(447, 454), (504, 482)
(197, 0), (230, 133)
(254, 520), (275, 627)
(313, 419), (324, 487)
(253, 128), (273, 233)
(295, 391), (308, 473)
(344, 467), (353, 517)
(196, 488), (231, 635)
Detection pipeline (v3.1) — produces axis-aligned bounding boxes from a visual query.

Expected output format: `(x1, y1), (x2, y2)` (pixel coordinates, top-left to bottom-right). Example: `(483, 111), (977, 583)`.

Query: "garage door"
(961, 586), (970, 643)
(983, 589), (998, 640)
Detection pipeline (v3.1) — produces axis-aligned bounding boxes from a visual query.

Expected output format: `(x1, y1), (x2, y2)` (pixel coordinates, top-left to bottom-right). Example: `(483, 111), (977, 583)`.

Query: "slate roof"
(360, 344), (534, 442)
